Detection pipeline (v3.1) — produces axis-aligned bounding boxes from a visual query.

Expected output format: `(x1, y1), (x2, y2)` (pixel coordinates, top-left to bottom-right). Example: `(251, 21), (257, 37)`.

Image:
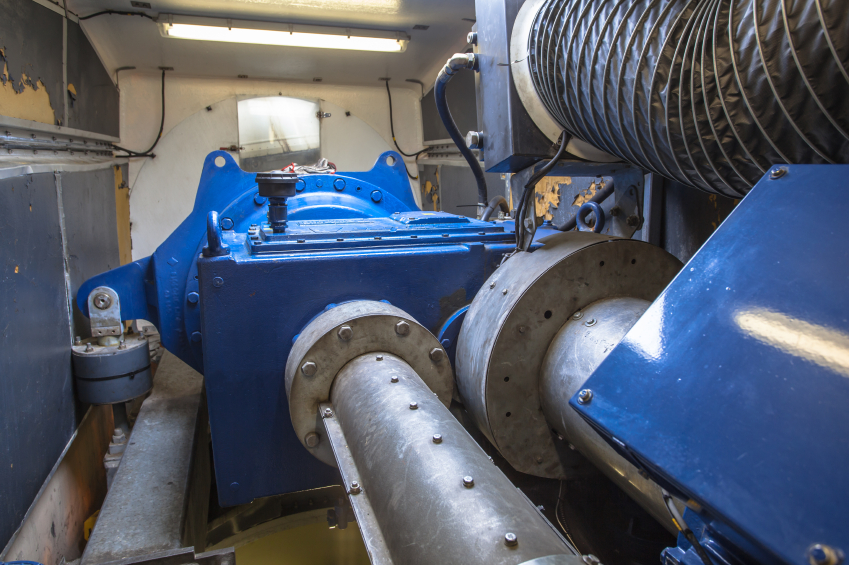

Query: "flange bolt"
(463, 476), (474, 488)
(770, 167), (788, 180)
(337, 325), (353, 341)
(409, 401), (418, 410)
(395, 320), (411, 336)
(432, 434), (443, 444)
(429, 347), (444, 363)
(808, 545), (844, 565)
(349, 481), (361, 494)
(577, 389), (594, 404)
(93, 292), (112, 310)
(504, 533), (518, 547)
(301, 361), (317, 377)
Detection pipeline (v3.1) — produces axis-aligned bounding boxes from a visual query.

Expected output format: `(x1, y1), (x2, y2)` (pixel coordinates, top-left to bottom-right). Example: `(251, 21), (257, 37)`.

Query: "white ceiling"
(70, 0), (476, 93)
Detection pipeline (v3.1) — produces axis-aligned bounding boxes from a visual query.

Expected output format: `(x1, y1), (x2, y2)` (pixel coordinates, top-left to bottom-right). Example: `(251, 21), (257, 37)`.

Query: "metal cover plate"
(572, 166), (849, 565)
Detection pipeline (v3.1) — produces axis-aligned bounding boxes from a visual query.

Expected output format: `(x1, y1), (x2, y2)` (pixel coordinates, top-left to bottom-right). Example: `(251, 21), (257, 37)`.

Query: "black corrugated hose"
(527, 0), (849, 196)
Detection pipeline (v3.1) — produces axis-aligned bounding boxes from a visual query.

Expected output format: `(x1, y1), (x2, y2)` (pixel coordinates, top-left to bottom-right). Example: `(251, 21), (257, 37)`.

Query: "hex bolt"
(770, 167), (788, 180)
(577, 389), (594, 404)
(74, 336), (81, 345)
(301, 361), (317, 377)
(502, 289), (508, 295)
(489, 281), (496, 289)
(432, 434), (443, 444)
(395, 320), (411, 336)
(304, 432), (320, 448)
(118, 342), (127, 350)
(323, 408), (333, 418)
(93, 292), (112, 310)
(337, 325), (353, 341)
(504, 533), (518, 547)
(349, 481), (362, 494)
(429, 347), (445, 363)
(610, 206), (621, 217)
(467, 31), (478, 45)
(85, 344), (94, 352)
(212, 277), (224, 288)
(626, 215), (639, 227)
(390, 376), (399, 383)
(409, 401), (418, 410)
(463, 476), (475, 488)
(584, 318), (597, 327)
(376, 355), (384, 361)
(808, 545), (844, 565)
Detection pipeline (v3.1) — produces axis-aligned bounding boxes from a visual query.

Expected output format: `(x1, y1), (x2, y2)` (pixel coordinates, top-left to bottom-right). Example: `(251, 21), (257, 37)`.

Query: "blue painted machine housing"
(79, 150), (518, 504)
(571, 166), (849, 565)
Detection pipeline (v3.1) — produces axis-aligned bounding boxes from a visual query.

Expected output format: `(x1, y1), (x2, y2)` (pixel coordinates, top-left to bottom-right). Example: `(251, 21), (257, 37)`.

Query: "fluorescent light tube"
(161, 20), (408, 53)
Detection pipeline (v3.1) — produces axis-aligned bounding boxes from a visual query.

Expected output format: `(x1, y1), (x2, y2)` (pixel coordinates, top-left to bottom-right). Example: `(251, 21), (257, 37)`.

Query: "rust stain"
(14, 266), (19, 274)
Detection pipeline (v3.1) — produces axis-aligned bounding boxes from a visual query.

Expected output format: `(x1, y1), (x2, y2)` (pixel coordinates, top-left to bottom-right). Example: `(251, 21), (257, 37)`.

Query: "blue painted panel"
(573, 166), (849, 565)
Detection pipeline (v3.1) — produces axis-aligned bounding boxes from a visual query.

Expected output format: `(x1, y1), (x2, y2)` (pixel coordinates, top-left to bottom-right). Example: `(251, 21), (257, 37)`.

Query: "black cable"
(515, 131), (569, 251)
(112, 69), (166, 158)
(383, 80), (427, 158)
(79, 10), (156, 21)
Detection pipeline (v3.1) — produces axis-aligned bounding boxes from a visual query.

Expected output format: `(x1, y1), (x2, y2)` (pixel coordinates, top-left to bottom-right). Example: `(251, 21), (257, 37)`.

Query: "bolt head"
(504, 532), (518, 546)
(84, 344), (94, 352)
(409, 401), (418, 410)
(429, 347), (444, 363)
(584, 318), (597, 327)
(187, 292), (200, 304)
(577, 389), (593, 404)
(489, 281), (496, 289)
(304, 432), (320, 448)
(390, 376), (399, 383)
(301, 361), (317, 377)
(770, 167), (788, 180)
(74, 336), (81, 345)
(808, 545), (844, 565)
(610, 206), (621, 217)
(93, 292), (112, 310)
(376, 355), (384, 361)
(463, 476), (474, 488)
(432, 434), (443, 444)
(337, 325), (353, 341)
(212, 277), (224, 287)
(467, 31), (478, 45)
(502, 289), (508, 295)
(118, 342), (127, 350)
(572, 310), (583, 320)
(349, 481), (361, 494)
(626, 215), (639, 227)
(395, 320), (411, 336)
(323, 407), (333, 418)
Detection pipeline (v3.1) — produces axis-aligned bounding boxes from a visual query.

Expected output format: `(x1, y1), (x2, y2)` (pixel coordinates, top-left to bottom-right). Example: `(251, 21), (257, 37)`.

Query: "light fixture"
(159, 16), (409, 53)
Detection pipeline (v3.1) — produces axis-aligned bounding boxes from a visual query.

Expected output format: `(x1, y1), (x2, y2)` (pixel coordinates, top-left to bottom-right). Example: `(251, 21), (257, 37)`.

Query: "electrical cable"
(555, 480), (581, 553)
(112, 69), (166, 158)
(515, 131), (569, 251)
(382, 79), (426, 181)
(78, 10), (156, 20)
(661, 489), (714, 565)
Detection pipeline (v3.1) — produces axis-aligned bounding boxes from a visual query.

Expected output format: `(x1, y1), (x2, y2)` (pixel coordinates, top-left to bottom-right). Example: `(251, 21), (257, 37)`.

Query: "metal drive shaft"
(326, 353), (576, 565)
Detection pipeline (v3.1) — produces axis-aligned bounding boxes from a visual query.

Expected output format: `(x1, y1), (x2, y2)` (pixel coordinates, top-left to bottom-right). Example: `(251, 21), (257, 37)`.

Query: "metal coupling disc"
(285, 300), (454, 466)
(455, 232), (681, 477)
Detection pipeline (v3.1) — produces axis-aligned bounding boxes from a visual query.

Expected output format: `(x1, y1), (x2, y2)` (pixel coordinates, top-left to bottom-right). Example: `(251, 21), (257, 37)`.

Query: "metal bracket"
(320, 402), (394, 565)
(88, 286), (122, 337)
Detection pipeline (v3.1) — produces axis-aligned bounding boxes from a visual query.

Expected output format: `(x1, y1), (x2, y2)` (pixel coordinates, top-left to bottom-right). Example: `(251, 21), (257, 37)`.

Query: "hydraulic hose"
(525, 0), (849, 196)
(481, 195), (510, 221)
(435, 54), (488, 208)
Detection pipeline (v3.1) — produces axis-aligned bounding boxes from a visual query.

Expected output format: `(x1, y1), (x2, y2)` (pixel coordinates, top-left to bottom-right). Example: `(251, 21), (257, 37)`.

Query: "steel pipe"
(330, 353), (575, 565)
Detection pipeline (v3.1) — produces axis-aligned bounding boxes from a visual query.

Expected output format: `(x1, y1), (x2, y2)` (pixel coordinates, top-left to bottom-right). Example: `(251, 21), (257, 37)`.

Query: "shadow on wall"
(128, 97), (399, 261)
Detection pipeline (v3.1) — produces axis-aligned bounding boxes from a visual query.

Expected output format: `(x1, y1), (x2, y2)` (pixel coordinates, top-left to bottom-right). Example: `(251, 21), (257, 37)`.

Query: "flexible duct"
(523, 0), (849, 196)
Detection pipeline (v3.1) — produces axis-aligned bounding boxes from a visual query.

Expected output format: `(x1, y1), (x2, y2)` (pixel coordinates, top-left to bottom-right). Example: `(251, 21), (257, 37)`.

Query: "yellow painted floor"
(235, 521), (370, 565)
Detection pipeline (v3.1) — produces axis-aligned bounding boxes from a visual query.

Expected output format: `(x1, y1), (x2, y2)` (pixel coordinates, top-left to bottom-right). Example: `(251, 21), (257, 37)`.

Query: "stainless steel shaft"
(330, 353), (575, 565)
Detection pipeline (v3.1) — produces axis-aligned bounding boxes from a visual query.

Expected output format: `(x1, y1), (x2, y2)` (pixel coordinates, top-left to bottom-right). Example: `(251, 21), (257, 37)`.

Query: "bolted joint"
(467, 31), (478, 45)
(301, 361), (317, 377)
(504, 533), (518, 547)
(304, 432), (320, 448)
(577, 389), (593, 404)
(432, 434), (443, 444)
(462, 476), (475, 488)
(337, 325), (353, 341)
(349, 481), (361, 495)
(465, 131), (483, 150)
(93, 292), (113, 310)
(429, 347), (445, 363)
(395, 320), (411, 336)
(769, 166), (788, 180)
